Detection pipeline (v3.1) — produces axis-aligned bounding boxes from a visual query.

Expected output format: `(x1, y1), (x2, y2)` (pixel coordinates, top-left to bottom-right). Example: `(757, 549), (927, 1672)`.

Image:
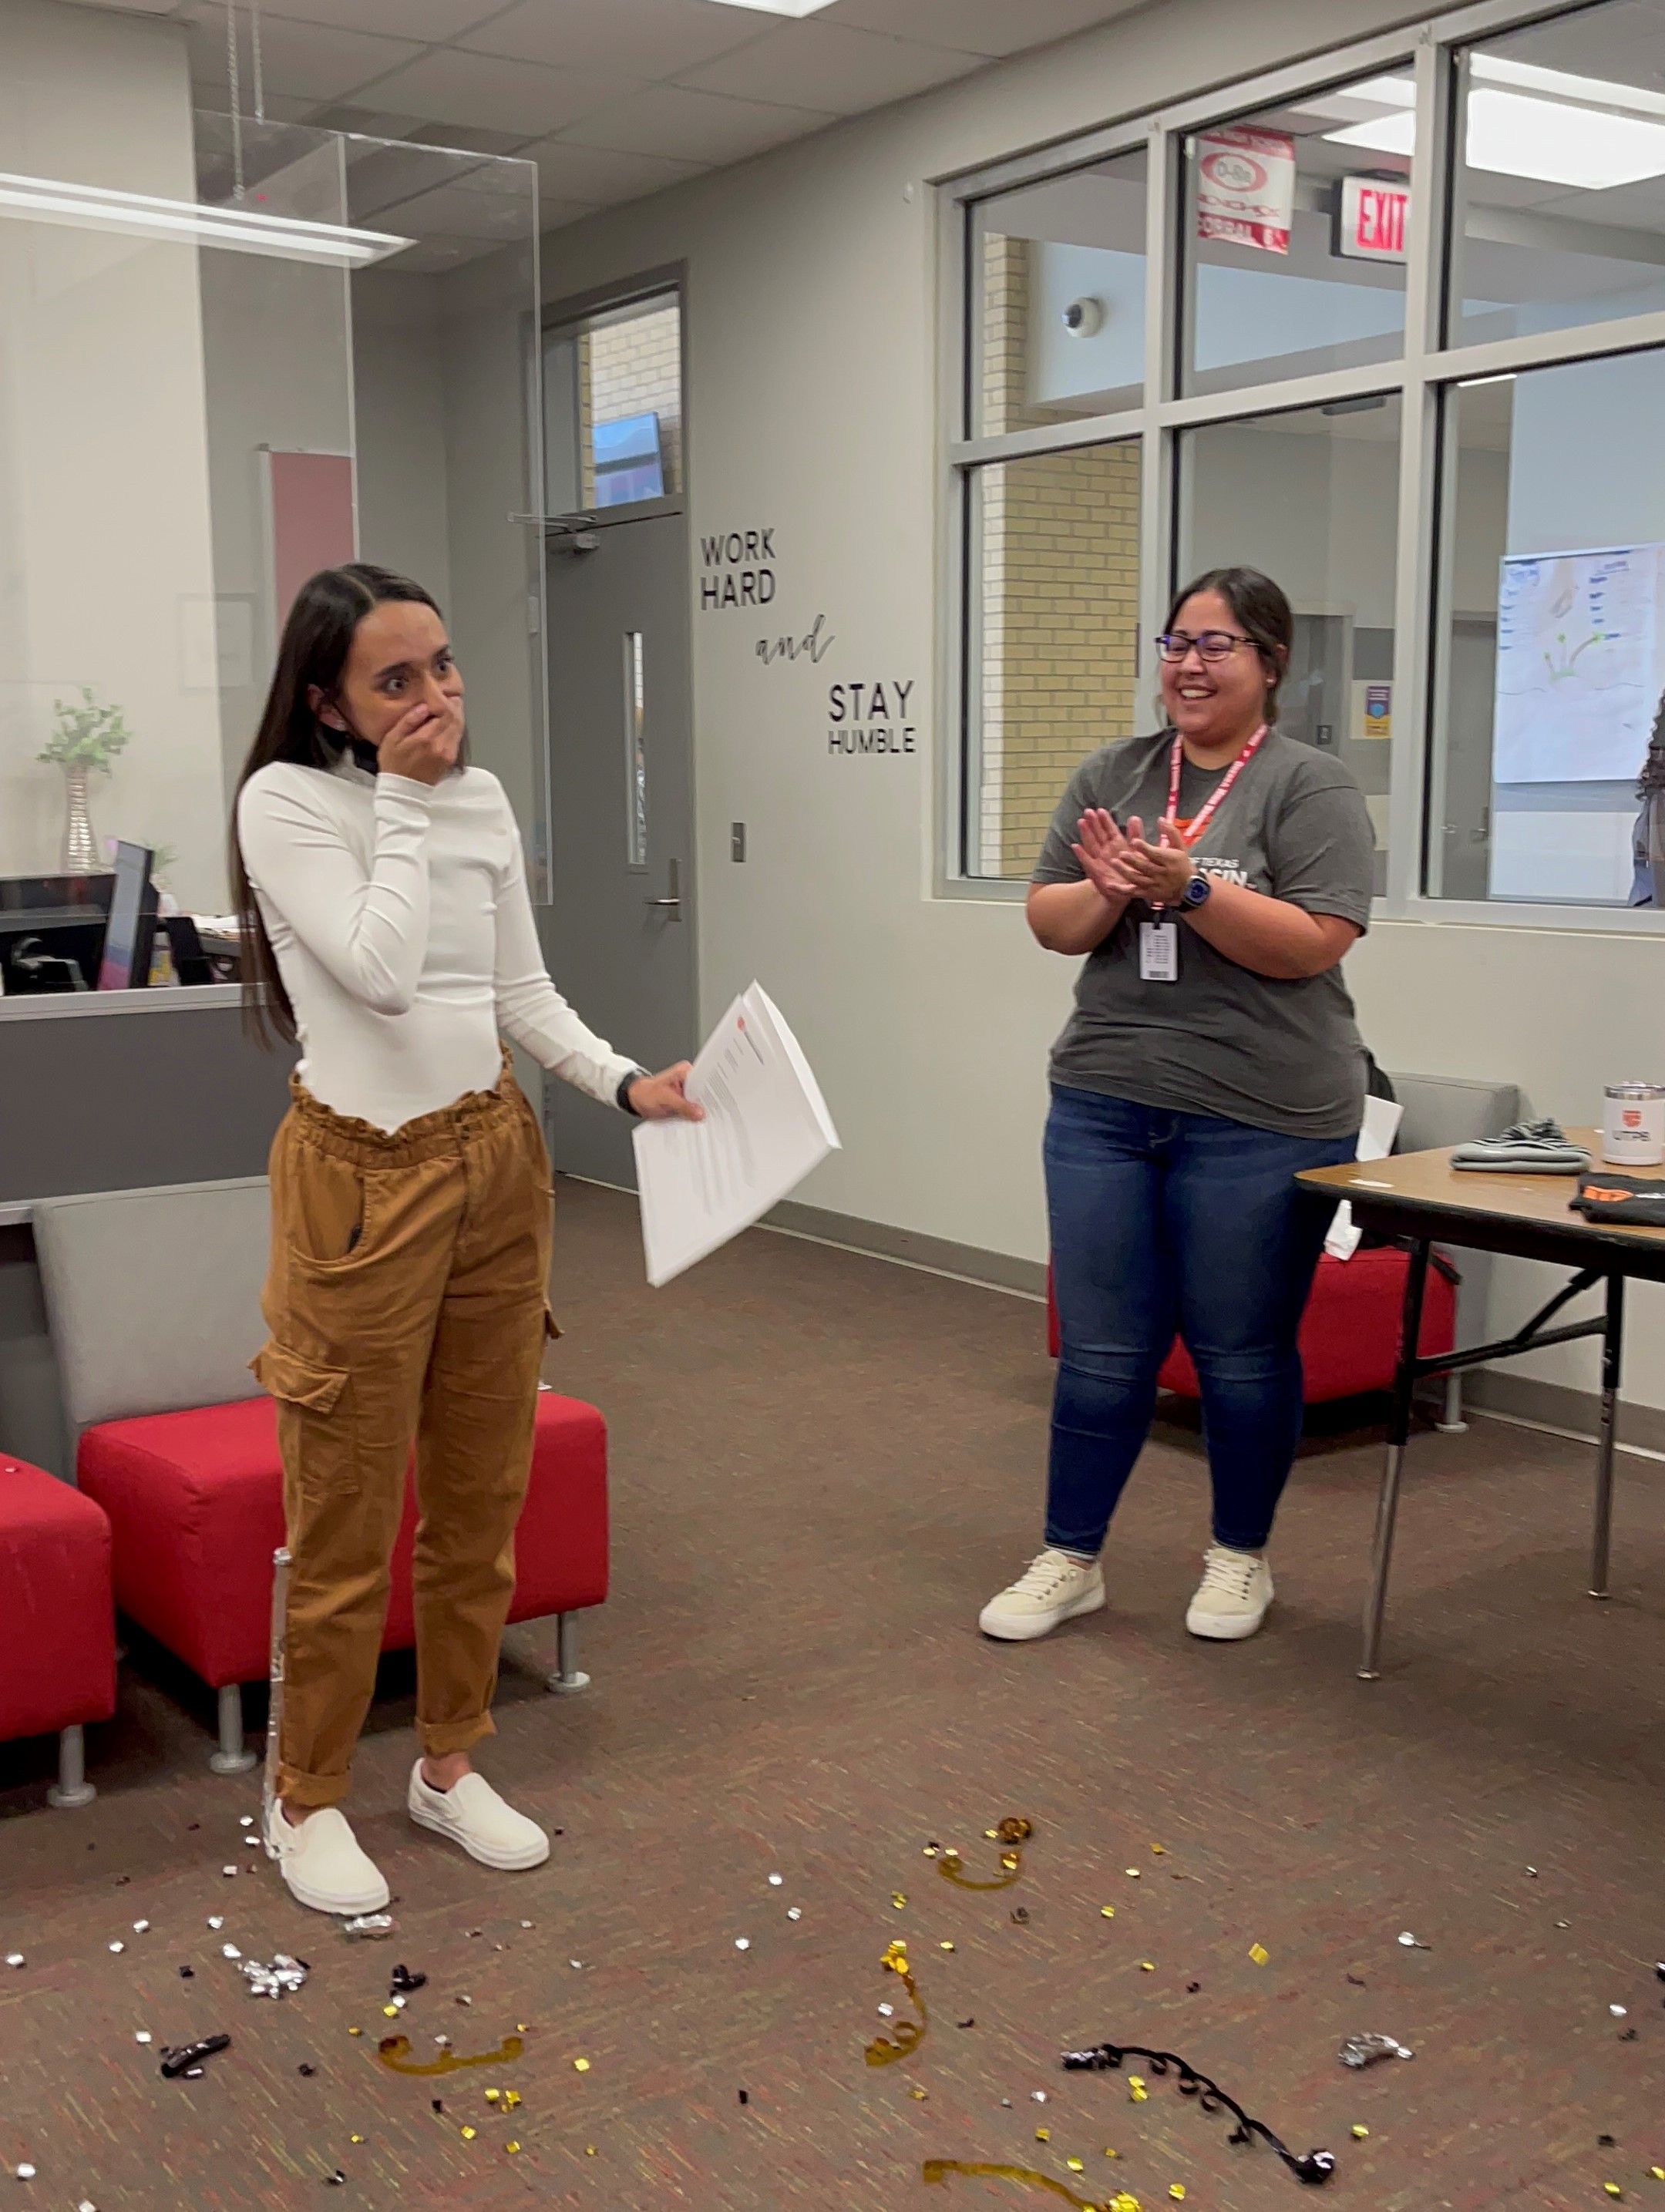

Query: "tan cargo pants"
(254, 1057), (553, 1808)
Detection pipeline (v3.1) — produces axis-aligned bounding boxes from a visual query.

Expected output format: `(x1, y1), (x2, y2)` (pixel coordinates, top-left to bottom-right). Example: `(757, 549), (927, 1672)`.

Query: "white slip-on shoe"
(1185, 1545), (1274, 1641)
(407, 1763), (550, 1872)
(264, 1800), (390, 1917)
(978, 1547), (1105, 1642)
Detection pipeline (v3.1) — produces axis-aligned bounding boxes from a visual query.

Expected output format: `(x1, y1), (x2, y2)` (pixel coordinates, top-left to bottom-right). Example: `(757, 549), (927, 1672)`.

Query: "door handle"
(645, 859), (681, 913)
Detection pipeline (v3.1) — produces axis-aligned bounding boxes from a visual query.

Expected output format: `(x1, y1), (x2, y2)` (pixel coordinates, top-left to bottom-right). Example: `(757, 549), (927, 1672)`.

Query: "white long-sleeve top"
(237, 754), (637, 1134)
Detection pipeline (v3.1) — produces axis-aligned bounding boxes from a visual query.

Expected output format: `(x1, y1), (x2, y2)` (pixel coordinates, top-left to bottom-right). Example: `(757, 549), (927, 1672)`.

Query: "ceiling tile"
(385, 235), (503, 273)
(262, 0), (508, 37)
(365, 177), (538, 243)
(357, 49), (643, 136)
(399, 122), (537, 156)
(462, 0), (768, 79)
(558, 83), (837, 164)
(825, 0), (1144, 60)
(513, 137), (708, 205)
(180, 5), (422, 103)
(679, 20), (981, 114)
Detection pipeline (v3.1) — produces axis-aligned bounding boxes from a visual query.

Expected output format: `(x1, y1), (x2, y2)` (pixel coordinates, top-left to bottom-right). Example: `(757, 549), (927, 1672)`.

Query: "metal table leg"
(1361, 1239), (1431, 1681)
(1589, 1272), (1623, 1599)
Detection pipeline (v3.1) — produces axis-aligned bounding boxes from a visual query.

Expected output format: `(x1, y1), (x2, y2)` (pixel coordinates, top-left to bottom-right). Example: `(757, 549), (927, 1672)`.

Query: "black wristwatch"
(616, 1067), (649, 1114)
(1179, 872), (1213, 912)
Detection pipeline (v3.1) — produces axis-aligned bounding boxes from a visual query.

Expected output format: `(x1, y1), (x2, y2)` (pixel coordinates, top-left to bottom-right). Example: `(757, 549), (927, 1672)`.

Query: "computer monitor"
(592, 412), (665, 508)
(96, 842), (158, 991)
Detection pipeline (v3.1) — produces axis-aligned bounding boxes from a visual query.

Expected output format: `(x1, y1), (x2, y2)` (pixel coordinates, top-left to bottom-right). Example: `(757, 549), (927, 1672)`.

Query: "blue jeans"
(1044, 1086), (1356, 1557)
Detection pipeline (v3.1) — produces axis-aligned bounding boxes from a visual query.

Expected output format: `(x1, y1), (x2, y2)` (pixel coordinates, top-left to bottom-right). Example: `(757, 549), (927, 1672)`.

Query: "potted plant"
(39, 688), (133, 874)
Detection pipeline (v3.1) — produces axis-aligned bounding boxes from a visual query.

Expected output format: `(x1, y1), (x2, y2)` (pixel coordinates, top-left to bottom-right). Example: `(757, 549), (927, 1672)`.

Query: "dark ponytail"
(229, 563), (443, 1048)
(1163, 565), (1293, 721)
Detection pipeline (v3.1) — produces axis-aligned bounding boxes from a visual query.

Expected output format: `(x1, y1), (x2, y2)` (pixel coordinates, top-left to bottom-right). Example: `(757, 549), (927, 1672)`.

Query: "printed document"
(634, 983), (840, 1287)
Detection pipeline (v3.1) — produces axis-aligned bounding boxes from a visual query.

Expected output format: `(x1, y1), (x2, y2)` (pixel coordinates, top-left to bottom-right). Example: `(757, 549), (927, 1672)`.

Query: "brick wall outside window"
(578, 301), (682, 508)
(974, 235), (1141, 878)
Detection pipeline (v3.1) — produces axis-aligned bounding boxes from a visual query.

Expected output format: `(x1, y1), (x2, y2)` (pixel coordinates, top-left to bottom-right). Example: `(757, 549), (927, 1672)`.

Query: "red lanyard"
(1166, 724), (1265, 841)
(1152, 724), (1265, 913)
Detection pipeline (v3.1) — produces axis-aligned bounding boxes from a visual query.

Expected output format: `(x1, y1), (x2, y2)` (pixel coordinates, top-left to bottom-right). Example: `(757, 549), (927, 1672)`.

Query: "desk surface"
(1301, 1130), (1665, 1270)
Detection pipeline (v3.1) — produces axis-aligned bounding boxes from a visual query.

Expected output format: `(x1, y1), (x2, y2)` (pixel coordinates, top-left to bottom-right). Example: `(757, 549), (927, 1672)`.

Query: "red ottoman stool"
(76, 1390), (607, 1773)
(0, 1456), (116, 1807)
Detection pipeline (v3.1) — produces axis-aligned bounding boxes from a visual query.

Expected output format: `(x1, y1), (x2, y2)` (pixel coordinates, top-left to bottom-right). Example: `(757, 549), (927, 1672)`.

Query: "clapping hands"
(1071, 809), (1194, 907)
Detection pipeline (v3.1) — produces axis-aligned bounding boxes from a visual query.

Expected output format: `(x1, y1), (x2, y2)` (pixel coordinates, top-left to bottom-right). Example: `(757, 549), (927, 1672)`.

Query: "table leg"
(1361, 1238), (1431, 1682)
(1589, 1272), (1623, 1600)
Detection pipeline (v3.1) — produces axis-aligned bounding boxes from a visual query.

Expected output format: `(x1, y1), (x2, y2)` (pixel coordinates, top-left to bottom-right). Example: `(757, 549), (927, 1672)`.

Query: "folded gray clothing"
(1451, 1118), (1591, 1174)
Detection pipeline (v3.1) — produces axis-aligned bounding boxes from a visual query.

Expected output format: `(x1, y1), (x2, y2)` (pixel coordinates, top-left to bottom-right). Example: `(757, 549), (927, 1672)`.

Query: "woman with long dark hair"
(981, 567), (1374, 1649)
(234, 563), (698, 1915)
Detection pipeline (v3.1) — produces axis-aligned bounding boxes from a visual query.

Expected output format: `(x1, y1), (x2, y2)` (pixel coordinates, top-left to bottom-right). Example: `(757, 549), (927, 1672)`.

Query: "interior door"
(540, 509), (696, 1188)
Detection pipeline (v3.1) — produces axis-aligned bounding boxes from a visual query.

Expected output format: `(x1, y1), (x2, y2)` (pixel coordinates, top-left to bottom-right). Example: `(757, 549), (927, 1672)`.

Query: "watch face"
(1183, 873), (1209, 906)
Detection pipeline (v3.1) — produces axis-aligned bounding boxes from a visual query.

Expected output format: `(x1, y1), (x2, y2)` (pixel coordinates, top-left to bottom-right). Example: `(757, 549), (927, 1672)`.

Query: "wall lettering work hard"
(700, 525), (775, 610)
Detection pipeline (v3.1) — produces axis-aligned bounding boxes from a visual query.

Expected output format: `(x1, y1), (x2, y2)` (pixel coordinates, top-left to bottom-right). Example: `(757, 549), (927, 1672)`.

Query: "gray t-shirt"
(1033, 728), (1374, 1139)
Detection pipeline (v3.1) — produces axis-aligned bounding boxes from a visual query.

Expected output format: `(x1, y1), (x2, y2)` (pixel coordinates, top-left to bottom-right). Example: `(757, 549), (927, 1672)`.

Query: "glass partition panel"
(1176, 395), (1404, 896)
(1182, 68), (1415, 397)
(1449, 0), (1665, 348)
(968, 150), (1147, 438)
(1428, 353), (1665, 906)
(0, 37), (540, 986)
(964, 439), (1143, 879)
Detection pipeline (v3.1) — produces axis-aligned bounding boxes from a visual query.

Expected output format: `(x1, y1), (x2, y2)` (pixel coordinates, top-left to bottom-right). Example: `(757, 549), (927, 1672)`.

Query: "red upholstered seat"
(1045, 1247), (1458, 1404)
(76, 1391), (607, 1691)
(0, 1456), (116, 1746)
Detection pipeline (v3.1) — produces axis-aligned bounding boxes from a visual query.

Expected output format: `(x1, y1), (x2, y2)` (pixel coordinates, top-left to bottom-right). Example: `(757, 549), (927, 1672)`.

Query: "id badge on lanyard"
(1139, 724), (1264, 984)
(1139, 920), (1179, 982)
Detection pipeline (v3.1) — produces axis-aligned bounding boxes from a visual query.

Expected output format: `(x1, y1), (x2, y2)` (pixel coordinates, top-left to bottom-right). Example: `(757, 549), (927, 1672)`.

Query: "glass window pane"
(1182, 69), (1414, 397)
(544, 292), (682, 517)
(1176, 396), (1402, 893)
(969, 150), (1145, 439)
(964, 440), (1142, 879)
(624, 630), (648, 870)
(1429, 351), (1665, 906)
(1449, 1), (1665, 348)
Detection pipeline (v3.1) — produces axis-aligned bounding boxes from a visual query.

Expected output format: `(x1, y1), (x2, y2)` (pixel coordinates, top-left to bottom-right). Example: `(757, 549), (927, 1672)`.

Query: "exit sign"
(1335, 174), (1409, 262)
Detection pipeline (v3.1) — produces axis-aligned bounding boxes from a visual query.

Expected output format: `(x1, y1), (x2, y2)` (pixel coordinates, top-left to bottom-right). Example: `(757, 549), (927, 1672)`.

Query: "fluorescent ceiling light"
(0, 171), (411, 266)
(1474, 52), (1665, 125)
(1325, 86), (1665, 191)
(698, 0), (838, 14)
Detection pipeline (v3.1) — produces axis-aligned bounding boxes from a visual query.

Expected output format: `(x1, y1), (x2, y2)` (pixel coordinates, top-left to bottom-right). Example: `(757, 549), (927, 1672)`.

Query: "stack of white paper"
(634, 983), (840, 1287)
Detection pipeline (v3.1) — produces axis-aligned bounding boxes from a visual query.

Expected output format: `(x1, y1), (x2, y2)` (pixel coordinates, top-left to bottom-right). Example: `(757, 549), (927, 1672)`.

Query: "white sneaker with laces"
(1186, 1545), (1273, 1641)
(407, 1763), (550, 1871)
(978, 1548), (1105, 1642)
(263, 1800), (390, 1917)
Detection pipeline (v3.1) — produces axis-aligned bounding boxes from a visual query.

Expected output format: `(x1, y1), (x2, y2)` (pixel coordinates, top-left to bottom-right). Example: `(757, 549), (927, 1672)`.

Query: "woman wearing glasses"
(981, 566), (1374, 1647)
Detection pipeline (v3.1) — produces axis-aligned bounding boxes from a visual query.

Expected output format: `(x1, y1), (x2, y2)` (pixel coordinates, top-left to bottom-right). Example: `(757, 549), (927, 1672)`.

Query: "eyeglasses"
(1155, 629), (1254, 664)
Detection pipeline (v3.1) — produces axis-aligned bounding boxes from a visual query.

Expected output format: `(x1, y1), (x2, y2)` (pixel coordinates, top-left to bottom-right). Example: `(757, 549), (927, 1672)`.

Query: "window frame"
(939, 0), (1665, 930)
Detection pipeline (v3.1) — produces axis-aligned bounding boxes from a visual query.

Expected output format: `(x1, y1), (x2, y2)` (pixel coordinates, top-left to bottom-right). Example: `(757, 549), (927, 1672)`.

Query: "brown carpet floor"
(3, 1178), (1663, 2212)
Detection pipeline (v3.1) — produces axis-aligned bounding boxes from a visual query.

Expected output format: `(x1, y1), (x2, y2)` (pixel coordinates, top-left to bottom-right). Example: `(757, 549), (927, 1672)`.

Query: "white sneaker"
(979, 1548), (1105, 1642)
(407, 1763), (550, 1872)
(264, 1800), (390, 1917)
(1186, 1545), (1273, 1641)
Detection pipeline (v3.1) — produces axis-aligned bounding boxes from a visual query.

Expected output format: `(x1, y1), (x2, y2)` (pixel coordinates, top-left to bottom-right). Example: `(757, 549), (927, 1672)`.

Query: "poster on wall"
(1194, 126), (1297, 255)
(1492, 541), (1665, 785)
(262, 449), (357, 643)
